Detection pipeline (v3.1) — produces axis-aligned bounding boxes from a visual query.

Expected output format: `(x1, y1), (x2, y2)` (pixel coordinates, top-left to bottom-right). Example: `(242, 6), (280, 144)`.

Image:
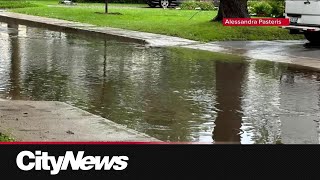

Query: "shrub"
(251, 1), (273, 17)
(248, 0), (285, 17)
(267, 0), (285, 17)
(179, 1), (217, 11)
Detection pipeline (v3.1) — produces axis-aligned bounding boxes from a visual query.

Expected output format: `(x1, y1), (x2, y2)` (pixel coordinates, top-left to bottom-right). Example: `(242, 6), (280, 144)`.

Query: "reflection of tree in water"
(7, 23), (21, 100)
(84, 39), (119, 119)
(213, 61), (246, 144)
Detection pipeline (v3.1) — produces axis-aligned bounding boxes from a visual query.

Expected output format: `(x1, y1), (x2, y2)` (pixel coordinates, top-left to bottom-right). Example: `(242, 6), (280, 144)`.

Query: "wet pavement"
(210, 40), (319, 59)
(184, 40), (320, 71)
(0, 99), (160, 142)
(212, 40), (320, 60)
(1, 22), (320, 144)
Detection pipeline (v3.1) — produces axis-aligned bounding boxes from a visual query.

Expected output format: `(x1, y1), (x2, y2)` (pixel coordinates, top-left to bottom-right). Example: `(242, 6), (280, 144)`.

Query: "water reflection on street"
(1, 22), (320, 144)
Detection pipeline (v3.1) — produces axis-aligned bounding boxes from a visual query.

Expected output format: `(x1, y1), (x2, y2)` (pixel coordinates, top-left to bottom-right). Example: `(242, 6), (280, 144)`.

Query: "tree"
(105, 0), (108, 13)
(214, 0), (250, 21)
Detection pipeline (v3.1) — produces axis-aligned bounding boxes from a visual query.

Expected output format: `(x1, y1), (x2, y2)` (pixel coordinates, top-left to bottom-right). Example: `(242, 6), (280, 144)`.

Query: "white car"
(282, 0), (320, 43)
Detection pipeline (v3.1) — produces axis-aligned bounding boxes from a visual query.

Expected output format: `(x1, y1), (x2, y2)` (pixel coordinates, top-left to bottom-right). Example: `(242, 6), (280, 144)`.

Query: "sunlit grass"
(0, 0), (40, 9)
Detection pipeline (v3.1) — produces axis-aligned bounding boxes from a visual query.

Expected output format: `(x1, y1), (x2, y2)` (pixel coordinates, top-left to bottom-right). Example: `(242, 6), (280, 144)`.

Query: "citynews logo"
(16, 151), (129, 175)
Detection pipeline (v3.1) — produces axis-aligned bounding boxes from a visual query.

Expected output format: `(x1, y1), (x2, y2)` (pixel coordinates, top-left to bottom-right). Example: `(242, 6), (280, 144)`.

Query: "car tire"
(160, 0), (170, 8)
(304, 32), (320, 43)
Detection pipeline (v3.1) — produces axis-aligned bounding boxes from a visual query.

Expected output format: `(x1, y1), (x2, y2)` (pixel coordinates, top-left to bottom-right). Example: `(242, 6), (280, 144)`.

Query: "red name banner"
(223, 18), (290, 26)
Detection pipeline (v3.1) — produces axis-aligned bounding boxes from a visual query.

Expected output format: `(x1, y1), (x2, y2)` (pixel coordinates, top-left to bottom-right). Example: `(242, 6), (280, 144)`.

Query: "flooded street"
(1, 22), (320, 144)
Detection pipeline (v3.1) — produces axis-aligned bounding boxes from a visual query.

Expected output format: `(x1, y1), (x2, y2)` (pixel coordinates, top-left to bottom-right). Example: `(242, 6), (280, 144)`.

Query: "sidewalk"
(0, 99), (160, 142)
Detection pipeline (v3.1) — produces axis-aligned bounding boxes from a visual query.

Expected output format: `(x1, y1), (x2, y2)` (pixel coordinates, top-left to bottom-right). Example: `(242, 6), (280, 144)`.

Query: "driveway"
(184, 40), (320, 71)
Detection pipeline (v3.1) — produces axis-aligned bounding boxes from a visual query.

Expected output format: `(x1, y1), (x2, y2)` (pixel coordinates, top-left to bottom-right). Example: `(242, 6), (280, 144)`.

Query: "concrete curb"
(0, 11), (199, 47)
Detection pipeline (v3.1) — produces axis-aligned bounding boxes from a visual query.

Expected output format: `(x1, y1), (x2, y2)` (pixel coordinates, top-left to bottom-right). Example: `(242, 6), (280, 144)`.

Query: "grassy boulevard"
(0, 0), (303, 42)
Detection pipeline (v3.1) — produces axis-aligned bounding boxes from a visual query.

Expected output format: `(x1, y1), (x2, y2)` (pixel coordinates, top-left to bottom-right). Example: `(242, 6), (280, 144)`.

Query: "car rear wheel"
(160, 0), (170, 8)
(304, 32), (320, 44)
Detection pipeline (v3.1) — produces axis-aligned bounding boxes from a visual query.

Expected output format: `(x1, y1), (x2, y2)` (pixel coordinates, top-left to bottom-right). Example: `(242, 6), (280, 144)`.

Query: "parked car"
(144, 0), (183, 8)
(282, 0), (320, 43)
(145, 0), (219, 9)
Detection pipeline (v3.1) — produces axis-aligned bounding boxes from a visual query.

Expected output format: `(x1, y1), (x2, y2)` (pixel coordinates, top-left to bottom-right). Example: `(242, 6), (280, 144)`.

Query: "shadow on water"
(1, 22), (320, 144)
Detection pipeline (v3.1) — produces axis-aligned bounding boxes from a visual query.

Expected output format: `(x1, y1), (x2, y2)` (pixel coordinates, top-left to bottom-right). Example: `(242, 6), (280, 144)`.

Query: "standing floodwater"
(1, 22), (320, 144)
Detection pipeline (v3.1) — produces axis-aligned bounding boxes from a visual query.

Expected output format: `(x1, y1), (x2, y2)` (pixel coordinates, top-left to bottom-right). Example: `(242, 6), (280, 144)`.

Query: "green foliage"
(0, 0), (40, 9)
(179, 1), (217, 11)
(248, 0), (285, 17)
(0, 133), (14, 142)
(268, 0), (285, 17)
(251, 1), (273, 17)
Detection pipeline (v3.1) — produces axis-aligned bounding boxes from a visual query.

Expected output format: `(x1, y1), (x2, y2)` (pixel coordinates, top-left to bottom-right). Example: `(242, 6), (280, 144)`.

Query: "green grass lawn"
(3, 1), (304, 42)
(0, 0), (40, 9)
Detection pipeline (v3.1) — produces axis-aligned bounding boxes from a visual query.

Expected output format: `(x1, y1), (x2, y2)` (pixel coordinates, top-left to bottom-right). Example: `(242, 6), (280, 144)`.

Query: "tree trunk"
(105, 0), (108, 14)
(214, 0), (250, 21)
